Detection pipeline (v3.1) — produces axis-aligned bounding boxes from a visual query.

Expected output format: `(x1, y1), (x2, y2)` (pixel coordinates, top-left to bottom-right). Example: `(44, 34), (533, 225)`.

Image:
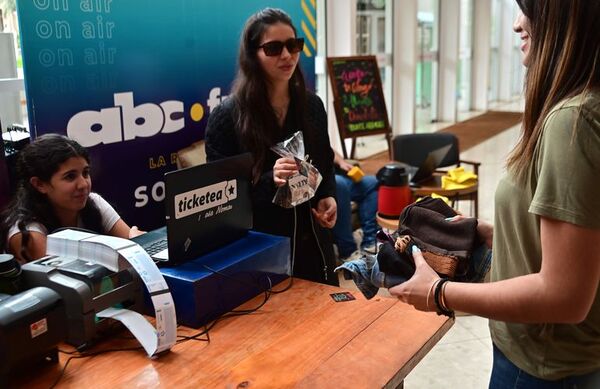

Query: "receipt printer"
(22, 255), (144, 349)
(0, 287), (65, 380)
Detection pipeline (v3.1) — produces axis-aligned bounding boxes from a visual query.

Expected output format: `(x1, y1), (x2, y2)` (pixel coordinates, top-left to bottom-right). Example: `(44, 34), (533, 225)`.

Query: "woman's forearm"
(444, 273), (589, 323)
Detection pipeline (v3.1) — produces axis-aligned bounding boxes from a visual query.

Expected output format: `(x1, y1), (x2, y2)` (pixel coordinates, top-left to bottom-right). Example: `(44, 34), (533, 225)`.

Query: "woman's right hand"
(273, 157), (298, 187)
(447, 215), (493, 249)
(389, 246), (440, 311)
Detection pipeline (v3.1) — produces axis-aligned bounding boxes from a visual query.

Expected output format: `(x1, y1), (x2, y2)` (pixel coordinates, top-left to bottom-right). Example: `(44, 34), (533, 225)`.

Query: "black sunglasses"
(258, 37), (304, 56)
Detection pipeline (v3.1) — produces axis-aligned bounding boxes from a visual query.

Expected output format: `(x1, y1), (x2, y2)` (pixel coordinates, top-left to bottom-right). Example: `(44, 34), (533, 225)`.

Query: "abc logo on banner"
(67, 92), (184, 147)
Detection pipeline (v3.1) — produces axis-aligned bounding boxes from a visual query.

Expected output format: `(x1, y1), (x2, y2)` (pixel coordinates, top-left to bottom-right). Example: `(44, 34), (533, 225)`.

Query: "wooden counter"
(14, 279), (453, 389)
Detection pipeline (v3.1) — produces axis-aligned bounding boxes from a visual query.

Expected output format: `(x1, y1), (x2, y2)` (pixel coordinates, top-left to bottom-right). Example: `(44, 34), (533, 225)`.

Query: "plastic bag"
(271, 131), (322, 208)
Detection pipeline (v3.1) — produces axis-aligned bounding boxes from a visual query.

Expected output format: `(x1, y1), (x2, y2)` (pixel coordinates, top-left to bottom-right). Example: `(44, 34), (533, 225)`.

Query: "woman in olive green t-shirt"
(390, 0), (600, 387)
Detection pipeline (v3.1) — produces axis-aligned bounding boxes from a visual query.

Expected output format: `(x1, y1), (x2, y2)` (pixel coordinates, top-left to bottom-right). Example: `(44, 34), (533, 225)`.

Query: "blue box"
(154, 231), (290, 328)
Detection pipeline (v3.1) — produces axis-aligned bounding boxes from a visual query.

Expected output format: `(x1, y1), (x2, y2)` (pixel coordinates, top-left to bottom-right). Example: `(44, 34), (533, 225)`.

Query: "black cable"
(308, 202), (329, 282)
(49, 211), (299, 386)
(48, 272), (280, 386)
(269, 274), (294, 293)
(51, 346), (144, 388)
(175, 266), (277, 343)
(178, 207), (300, 339)
(291, 206), (297, 277)
(201, 264), (272, 296)
(49, 354), (77, 389)
(53, 318), (203, 387)
(270, 206), (297, 294)
(205, 269), (271, 314)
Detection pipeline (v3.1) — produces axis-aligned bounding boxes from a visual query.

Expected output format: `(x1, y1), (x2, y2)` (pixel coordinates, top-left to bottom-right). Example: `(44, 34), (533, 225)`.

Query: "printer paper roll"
(117, 244), (177, 354)
(46, 230), (177, 357)
(97, 307), (158, 356)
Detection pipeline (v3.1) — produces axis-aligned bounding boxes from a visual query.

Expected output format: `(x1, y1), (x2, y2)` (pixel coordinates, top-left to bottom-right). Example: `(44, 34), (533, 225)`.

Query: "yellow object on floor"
(441, 167), (478, 190)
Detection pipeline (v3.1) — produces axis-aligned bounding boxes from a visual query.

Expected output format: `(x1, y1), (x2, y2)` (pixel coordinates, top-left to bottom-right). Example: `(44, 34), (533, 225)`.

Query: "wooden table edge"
(384, 315), (455, 388)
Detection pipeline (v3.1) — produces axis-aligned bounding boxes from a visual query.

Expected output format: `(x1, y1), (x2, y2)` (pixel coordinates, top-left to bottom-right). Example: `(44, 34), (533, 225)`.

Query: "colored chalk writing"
(327, 56), (390, 143)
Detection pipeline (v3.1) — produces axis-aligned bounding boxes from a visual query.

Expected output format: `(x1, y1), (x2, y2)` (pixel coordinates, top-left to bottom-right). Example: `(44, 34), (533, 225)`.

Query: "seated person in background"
(332, 150), (379, 261)
(0, 134), (144, 263)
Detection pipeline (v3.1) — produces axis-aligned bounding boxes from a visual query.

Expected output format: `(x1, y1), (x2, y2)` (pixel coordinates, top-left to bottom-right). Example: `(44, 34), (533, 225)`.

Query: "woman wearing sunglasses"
(205, 8), (338, 286)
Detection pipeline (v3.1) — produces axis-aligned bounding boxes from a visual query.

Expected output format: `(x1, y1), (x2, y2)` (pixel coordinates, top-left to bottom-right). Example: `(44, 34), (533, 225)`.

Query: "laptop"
(132, 153), (253, 266)
(408, 144), (453, 186)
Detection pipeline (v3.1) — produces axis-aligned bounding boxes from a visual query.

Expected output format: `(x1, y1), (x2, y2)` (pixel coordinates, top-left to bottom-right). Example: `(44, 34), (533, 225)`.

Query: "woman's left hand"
(389, 246), (440, 311)
(312, 197), (337, 228)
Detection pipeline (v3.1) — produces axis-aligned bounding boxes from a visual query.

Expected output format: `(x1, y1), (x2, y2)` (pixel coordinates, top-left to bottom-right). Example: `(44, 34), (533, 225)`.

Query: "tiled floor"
(345, 100), (523, 388)
(405, 315), (494, 388)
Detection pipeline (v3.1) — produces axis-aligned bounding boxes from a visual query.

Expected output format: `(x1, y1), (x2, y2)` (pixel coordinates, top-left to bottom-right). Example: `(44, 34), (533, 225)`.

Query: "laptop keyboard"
(144, 239), (168, 256)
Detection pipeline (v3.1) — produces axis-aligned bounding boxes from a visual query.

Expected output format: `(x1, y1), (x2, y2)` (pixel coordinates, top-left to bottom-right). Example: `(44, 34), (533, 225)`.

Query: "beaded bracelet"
(434, 278), (454, 317)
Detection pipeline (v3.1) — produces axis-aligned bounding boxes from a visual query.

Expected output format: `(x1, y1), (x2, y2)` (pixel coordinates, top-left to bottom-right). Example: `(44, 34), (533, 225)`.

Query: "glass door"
(457, 0), (473, 114)
(354, 0), (392, 156)
(510, 2), (525, 97)
(416, 0), (439, 131)
(488, 0), (501, 103)
(356, 0), (392, 109)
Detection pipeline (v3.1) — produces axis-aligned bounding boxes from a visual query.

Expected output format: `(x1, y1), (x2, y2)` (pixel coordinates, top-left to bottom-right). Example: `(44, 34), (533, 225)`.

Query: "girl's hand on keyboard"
(129, 226), (146, 238)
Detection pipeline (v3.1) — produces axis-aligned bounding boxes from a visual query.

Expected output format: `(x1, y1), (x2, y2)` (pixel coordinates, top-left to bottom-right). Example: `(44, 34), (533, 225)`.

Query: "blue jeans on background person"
(489, 344), (600, 389)
(333, 174), (379, 258)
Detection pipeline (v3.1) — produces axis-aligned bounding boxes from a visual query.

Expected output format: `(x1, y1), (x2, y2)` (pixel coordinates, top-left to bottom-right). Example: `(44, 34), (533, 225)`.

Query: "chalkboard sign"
(327, 56), (391, 158)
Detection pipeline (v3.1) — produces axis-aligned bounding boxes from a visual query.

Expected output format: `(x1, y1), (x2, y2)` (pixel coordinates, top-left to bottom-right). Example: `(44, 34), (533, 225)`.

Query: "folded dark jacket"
(399, 196), (478, 252)
(378, 196), (482, 279)
(377, 241), (415, 279)
(338, 197), (491, 296)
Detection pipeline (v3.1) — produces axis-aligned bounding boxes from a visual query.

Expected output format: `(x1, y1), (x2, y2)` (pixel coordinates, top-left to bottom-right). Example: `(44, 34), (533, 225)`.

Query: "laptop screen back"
(163, 153), (253, 264)
(409, 144), (453, 184)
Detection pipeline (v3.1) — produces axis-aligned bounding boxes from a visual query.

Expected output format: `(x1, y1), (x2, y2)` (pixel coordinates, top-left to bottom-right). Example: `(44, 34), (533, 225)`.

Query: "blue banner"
(17, 0), (317, 229)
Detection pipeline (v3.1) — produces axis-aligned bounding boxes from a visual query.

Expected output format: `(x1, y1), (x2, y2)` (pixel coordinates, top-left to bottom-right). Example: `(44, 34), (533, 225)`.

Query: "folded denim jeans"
(334, 252), (409, 300)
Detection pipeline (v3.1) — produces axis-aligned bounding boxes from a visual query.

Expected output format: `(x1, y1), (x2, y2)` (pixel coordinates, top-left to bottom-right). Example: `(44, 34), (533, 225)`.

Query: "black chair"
(391, 133), (480, 217)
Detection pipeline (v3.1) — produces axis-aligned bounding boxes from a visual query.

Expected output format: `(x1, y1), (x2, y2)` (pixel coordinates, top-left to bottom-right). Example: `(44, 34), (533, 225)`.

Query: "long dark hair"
(0, 134), (104, 261)
(508, 0), (600, 176)
(232, 7), (308, 181)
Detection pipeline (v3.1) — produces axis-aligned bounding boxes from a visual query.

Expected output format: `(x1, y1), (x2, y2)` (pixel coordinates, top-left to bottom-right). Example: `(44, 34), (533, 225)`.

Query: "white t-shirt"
(6, 192), (121, 246)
